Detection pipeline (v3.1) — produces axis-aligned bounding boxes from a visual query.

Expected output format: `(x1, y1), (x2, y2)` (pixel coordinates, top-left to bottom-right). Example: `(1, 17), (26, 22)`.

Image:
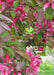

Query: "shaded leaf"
(37, 32), (42, 41)
(34, 38), (40, 46)
(27, 10), (34, 24)
(45, 6), (53, 20)
(14, 48), (31, 61)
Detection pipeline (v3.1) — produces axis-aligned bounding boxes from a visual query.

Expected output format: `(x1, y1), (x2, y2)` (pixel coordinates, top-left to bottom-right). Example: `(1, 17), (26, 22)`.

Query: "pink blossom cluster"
(25, 47), (41, 75)
(15, 6), (26, 22)
(0, 63), (15, 75)
(34, 19), (54, 38)
(26, 54), (41, 75)
(0, 0), (3, 5)
(0, 53), (22, 75)
(0, 0), (15, 12)
(3, 53), (13, 65)
(9, 6), (26, 29)
(44, 2), (54, 10)
(7, 0), (15, 6)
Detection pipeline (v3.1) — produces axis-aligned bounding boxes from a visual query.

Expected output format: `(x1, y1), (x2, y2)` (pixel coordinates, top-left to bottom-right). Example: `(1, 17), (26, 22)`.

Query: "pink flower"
(25, 47), (33, 57)
(33, 11), (37, 17)
(33, 66), (40, 72)
(0, 6), (5, 11)
(15, 6), (26, 21)
(44, 2), (50, 10)
(26, 54), (41, 74)
(38, 47), (44, 51)
(44, 32), (52, 37)
(7, 0), (14, 6)
(51, 2), (54, 9)
(0, 63), (16, 75)
(9, 24), (19, 30)
(0, 0), (3, 4)
(13, 17), (17, 23)
(3, 53), (13, 64)
(17, 71), (21, 75)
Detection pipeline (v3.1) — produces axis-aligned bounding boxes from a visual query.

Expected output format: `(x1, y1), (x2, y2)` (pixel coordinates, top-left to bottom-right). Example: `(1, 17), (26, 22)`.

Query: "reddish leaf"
(36, 9), (44, 23)
(14, 48), (31, 61)
(0, 48), (4, 57)
(0, 26), (5, 33)
(27, 10), (34, 24)
(0, 22), (11, 32)
(0, 14), (13, 23)
(2, 36), (11, 42)
(15, 62), (25, 70)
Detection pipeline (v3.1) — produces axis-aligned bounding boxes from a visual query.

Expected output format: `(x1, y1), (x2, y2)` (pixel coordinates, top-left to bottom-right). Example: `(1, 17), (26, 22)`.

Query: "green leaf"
(1, 31), (9, 36)
(11, 27), (15, 35)
(37, 32), (42, 41)
(38, 52), (46, 56)
(37, 6), (41, 11)
(3, 46), (14, 56)
(3, 40), (19, 46)
(45, 6), (53, 20)
(11, 12), (16, 18)
(30, 0), (37, 7)
(24, 6), (29, 13)
(38, 43), (46, 47)
(16, 41), (26, 50)
(13, 1), (19, 8)
(16, 20), (25, 32)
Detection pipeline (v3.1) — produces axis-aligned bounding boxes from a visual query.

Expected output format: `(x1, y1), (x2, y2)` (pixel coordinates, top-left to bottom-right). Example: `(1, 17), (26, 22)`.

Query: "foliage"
(0, 0), (54, 75)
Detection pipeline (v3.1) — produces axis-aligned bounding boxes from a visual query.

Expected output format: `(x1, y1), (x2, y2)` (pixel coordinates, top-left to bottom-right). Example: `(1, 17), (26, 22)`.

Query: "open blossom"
(17, 71), (21, 75)
(13, 17), (18, 23)
(44, 2), (54, 10)
(44, 2), (50, 9)
(38, 47), (44, 51)
(51, 2), (54, 9)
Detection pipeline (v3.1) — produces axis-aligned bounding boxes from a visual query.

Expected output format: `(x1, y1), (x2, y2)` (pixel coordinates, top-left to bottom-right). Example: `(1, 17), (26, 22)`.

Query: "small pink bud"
(33, 11), (37, 17)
